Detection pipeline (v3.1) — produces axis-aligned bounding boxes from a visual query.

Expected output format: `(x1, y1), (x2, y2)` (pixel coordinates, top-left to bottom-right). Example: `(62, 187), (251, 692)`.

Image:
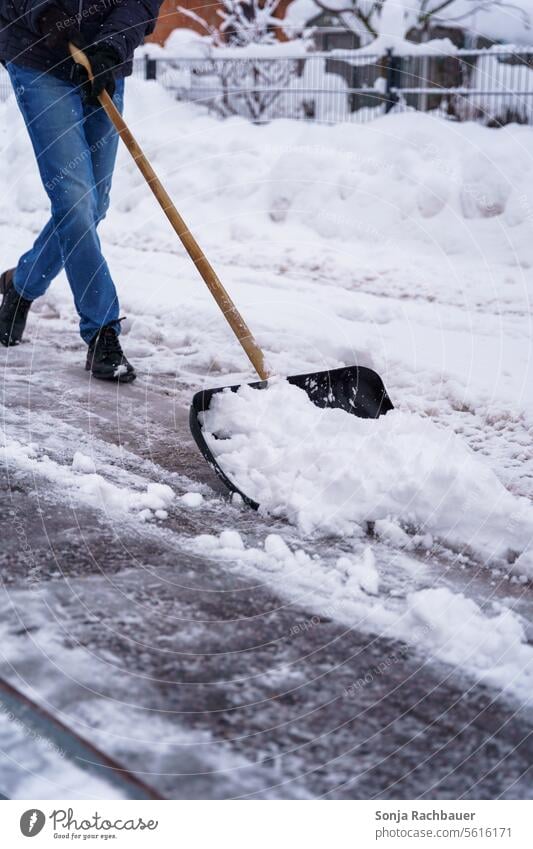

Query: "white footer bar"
(3, 799), (530, 847)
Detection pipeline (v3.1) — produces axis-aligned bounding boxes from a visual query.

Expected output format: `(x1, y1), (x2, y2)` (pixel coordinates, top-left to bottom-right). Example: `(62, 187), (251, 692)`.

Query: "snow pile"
(2, 441), (175, 522)
(404, 587), (533, 697)
(70, 453), (175, 520)
(72, 451), (97, 474)
(264, 114), (533, 243)
(201, 380), (533, 567)
(337, 546), (380, 594)
(193, 528), (381, 592)
(75, 477), (174, 521)
(195, 528), (317, 574)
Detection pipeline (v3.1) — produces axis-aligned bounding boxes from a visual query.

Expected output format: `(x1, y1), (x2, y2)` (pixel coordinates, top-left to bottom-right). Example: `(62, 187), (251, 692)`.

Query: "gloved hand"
(38, 3), (77, 49)
(73, 45), (120, 107)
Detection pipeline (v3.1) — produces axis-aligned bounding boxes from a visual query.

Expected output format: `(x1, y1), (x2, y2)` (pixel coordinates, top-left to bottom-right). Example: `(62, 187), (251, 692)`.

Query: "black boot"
(86, 324), (136, 383)
(0, 269), (33, 347)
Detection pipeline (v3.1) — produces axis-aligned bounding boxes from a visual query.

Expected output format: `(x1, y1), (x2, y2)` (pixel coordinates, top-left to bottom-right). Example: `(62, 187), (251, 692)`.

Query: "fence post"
(385, 48), (399, 113)
(145, 56), (157, 81)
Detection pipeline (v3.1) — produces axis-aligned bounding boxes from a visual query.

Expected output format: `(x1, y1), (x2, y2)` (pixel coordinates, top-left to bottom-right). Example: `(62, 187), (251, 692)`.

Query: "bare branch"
(438, 0), (530, 29)
(177, 6), (223, 44)
(312, 0), (380, 38)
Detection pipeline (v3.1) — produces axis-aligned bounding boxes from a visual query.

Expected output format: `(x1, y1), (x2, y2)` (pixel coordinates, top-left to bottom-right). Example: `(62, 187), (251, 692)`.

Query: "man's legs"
(6, 63), (123, 343)
(83, 82), (124, 228)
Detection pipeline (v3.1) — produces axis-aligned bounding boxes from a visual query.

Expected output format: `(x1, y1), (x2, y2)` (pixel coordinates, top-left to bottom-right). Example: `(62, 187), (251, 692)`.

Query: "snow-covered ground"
(1, 78), (533, 795)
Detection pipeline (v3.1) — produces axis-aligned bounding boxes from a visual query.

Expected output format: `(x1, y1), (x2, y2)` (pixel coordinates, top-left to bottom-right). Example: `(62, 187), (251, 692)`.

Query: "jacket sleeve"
(0, 0), (56, 33)
(94, 0), (163, 62)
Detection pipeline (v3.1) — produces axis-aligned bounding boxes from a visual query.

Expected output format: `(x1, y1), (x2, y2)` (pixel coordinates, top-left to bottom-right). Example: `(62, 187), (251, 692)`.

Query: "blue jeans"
(6, 63), (124, 343)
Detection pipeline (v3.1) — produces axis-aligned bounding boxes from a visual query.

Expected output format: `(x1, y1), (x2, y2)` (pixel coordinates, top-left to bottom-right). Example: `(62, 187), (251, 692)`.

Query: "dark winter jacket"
(0, 0), (163, 78)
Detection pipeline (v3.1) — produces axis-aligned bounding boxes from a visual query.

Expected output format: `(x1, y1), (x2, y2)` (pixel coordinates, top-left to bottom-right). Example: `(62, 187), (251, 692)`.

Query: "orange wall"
(147, 0), (293, 45)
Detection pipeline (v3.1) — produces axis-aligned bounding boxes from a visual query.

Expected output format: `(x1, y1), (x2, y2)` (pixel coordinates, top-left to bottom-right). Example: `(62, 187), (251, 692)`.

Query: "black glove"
(38, 3), (77, 50)
(73, 45), (120, 107)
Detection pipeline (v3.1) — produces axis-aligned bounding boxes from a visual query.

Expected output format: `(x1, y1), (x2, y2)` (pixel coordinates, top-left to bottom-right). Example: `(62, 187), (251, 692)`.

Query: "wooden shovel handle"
(69, 43), (269, 381)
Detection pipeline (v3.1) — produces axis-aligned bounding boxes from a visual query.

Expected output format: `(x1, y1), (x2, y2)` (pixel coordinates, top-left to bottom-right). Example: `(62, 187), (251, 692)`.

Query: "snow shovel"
(70, 45), (394, 509)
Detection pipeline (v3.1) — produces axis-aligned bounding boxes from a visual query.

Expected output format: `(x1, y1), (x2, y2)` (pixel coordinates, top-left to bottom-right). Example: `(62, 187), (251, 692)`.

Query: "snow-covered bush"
(193, 56), (302, 121)
(174, 0), (314, 120)
(148, 51), (356, 122)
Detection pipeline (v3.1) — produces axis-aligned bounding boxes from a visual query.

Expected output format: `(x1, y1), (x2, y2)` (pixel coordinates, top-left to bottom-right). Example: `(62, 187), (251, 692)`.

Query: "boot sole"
(89, 370), (137, 384)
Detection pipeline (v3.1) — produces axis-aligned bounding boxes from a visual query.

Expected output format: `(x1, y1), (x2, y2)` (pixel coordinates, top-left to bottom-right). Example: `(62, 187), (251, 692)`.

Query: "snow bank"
(3, 84), (533, 287)
(265, 112), (533, 238)
(201, 380), (533, 567)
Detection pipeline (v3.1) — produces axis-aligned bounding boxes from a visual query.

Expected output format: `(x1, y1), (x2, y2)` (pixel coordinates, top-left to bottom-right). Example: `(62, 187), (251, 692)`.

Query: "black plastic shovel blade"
(189, 365), (394, 510)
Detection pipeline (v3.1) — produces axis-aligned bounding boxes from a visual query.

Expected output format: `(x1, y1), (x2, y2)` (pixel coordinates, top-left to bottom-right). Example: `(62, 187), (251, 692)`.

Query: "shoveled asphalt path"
(1, 329), (532, 799)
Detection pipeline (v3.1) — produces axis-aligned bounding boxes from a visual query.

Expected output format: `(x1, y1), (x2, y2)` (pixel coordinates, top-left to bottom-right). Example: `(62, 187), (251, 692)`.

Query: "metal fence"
(387, 48), (533, 126)
(131, 48), (533, 126)
(2, 47), (533, 126)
